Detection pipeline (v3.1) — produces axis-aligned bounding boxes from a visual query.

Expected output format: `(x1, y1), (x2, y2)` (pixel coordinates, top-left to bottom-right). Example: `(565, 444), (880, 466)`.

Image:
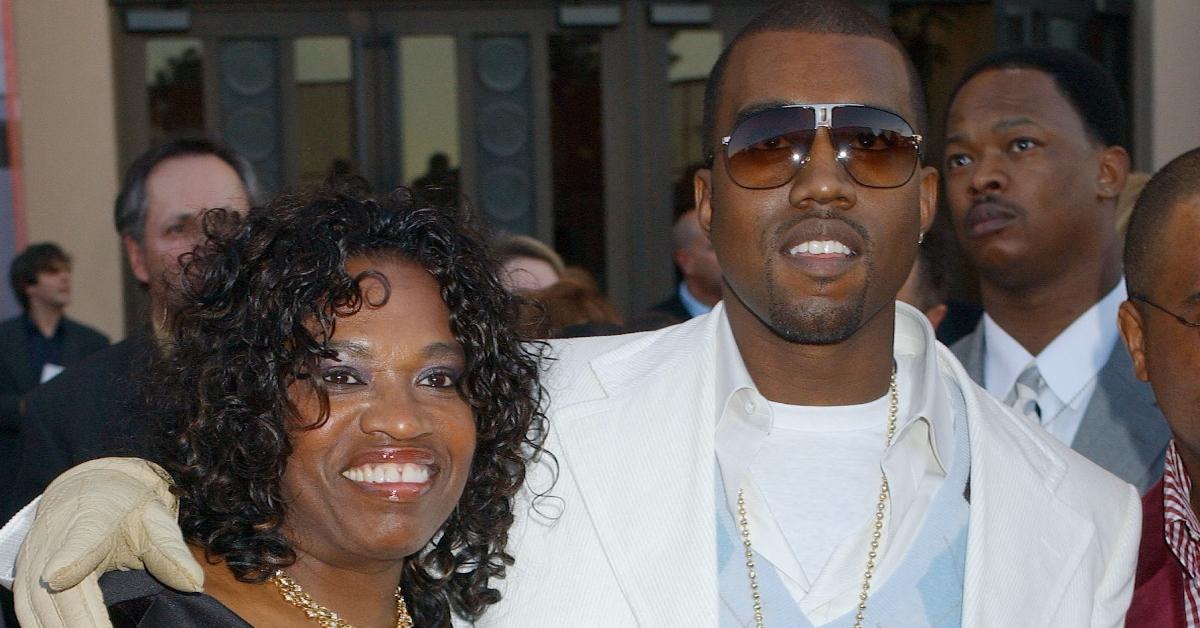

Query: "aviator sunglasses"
(708, 104), (924, 190)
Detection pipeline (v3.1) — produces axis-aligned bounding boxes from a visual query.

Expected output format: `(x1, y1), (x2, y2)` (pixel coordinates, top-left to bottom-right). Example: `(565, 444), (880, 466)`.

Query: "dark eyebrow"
(424, 341), (465, 361)
(325, 340), (464, 361)
(945, 116), (1043, 147)
(326, 340), (371, 359)
(993, 117), (1040, 134)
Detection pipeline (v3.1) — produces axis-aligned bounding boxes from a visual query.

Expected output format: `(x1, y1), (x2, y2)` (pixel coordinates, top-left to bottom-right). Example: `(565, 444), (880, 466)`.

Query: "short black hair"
(114, 137), (261, 242)
(9, 242), (70, 310)
(702, 0), (927, 160)
(1124, 147), (1200, 297)
(950, 46), (1126, 148)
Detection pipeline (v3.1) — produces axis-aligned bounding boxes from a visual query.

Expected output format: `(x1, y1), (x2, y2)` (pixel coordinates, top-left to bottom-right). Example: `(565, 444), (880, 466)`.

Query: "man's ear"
(1097, 145), (1131, 200)
(674, 248), (693, 275)
(1117, 299), (1149, 382)
(918, 165), (939, 235)
(695, 168), (714, 235)
(122, 235), (151, 285)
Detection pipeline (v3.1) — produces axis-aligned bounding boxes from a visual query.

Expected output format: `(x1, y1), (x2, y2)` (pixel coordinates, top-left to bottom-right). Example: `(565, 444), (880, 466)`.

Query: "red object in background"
(2, 0), (24, 251)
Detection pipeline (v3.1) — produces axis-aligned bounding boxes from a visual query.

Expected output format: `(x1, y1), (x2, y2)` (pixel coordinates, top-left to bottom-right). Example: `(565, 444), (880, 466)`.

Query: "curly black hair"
(148, 182), (547, 626)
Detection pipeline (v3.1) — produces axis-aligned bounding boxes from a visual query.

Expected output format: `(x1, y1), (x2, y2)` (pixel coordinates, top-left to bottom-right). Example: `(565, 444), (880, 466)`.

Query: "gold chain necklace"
(271, 569), (415, 628)
(736, 368), (898, 628)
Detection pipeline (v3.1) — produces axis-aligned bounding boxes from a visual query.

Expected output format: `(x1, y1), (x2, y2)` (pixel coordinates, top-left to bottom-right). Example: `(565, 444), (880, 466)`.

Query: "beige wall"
(12, 0), (123, 340)
(1134, 0), (1200, 171)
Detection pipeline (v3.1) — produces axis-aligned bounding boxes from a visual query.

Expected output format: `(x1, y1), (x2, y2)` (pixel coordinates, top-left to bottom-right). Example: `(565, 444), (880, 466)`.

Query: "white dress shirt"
(713, 304), (956, 623)
(982, 280), (1126, 446)
(678, 281), (714, 318)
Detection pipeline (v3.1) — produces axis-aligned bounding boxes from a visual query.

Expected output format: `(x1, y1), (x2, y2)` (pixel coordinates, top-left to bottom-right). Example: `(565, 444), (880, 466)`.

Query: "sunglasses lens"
(724, 107), (817, 189)
(830, 107), (920, 188)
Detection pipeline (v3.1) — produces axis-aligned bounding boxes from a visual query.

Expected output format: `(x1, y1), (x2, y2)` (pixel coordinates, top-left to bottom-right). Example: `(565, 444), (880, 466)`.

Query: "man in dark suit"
(0, 243), (109, 628)
(2, 138), (258, 523)
(1118, 146), (1200, 625)
(942, 47), (1170, 493)
(0, 243), (108, 468)
(630, 208), (722, 330)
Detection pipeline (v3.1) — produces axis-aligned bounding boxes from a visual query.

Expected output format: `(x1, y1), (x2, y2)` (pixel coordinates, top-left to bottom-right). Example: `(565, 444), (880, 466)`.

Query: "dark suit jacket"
(0, 315), (108, 482)
(626, 290), (692, 332)
(649, 291), (691, 322)
(0, 315), (108, 422)
(951, 321), (1171, 493)
(1127, 476), (1188, 627)
(0, 317), (108, 628)
(3, 334), (156, 521)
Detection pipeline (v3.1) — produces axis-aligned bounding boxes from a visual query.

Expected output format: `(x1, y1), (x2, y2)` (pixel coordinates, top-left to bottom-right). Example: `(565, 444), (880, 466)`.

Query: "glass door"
(112, 2), (775, 323)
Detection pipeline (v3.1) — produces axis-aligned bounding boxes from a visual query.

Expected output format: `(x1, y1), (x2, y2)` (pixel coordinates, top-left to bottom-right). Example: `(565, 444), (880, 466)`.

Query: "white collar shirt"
(713, 302), (956, 621)
(678, 281), (714, 318)
(982, 280), (1126, 445)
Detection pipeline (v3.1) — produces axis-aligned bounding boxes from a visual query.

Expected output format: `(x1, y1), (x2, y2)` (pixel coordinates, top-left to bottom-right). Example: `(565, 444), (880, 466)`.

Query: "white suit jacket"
(472, 303), (1140, 627)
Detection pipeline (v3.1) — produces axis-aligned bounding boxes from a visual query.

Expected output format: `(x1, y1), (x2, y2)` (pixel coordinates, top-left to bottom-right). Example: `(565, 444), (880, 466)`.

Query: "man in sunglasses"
(1120, 146), (1200, 627)
(1, 2), (1140, 626)
(943, 48), (1170, 495)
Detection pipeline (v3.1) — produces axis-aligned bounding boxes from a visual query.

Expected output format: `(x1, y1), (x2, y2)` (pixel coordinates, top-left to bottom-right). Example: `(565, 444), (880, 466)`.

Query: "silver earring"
(918, 232), (925, 245)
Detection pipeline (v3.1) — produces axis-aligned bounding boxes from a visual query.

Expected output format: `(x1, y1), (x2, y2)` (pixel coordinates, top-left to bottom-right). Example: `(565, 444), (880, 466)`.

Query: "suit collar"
(552, 314), (721, 625)
(951, 321), (985, 383)
(980, 280), (1127, 406)
(1071, 340), (1170, 491)
(954, 305), (1169, 492)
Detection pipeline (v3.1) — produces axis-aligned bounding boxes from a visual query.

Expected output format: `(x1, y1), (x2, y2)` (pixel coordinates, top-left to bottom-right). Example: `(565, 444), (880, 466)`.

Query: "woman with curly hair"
(98, 184), (546, 627)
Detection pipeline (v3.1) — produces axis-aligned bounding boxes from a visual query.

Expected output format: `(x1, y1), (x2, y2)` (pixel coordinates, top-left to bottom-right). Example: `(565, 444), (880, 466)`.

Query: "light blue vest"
(717, 405), (970, 627)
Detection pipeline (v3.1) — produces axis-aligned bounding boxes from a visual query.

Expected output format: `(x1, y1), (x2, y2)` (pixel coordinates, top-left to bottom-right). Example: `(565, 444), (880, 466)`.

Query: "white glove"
(14, 457), (204, 628)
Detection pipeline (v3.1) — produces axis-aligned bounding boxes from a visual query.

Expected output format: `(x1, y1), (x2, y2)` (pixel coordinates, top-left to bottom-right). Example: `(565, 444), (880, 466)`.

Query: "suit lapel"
(554, 322), (719, 626)
(949, 323), (985, 383)
(1071, 344), (1170, 492)
(961, 386), (1093, 627)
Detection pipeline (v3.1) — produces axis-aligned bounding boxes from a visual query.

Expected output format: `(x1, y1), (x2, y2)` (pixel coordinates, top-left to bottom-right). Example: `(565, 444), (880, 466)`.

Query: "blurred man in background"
(3, 138), (258, 522)
(0, 243), (108, 479)
(630, 208), (723, 330)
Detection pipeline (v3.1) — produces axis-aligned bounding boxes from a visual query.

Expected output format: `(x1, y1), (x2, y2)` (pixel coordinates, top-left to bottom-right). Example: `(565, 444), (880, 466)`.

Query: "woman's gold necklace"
(736, 368), (899, 628)
(271, 569), (415, 628)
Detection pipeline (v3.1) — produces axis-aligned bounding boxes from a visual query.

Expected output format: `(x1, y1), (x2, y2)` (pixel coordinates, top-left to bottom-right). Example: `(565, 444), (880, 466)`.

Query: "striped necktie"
(1004, 364), (1044, 423)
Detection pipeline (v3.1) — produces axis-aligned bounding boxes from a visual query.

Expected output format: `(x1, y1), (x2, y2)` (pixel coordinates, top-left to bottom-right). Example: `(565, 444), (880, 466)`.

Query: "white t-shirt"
(748, 395), (889, 587)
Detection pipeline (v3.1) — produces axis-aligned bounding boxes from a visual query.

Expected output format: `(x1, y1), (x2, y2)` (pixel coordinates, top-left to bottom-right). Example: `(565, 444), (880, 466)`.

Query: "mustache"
(772, 210), (872, 247)
(967, 194), (1027, 219)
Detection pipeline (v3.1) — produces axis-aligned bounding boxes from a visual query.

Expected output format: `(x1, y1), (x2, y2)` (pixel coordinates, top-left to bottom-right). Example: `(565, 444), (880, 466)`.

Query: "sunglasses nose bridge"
(804, 127), (854, 178)
(785, 127), (858, 208)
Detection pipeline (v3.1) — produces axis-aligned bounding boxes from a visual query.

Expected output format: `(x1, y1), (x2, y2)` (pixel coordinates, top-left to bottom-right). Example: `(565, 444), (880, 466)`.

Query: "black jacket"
(625, 291), (693, 332)
(0, 315), (108, 488)
(3, 334), (156, 521)
(0, 315), (109, 424)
